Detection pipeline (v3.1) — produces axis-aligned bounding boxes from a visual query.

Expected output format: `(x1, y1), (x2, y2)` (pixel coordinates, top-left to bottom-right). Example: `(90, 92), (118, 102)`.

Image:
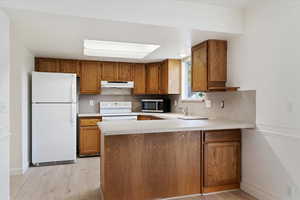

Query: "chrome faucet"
(183, 106), (189, 116)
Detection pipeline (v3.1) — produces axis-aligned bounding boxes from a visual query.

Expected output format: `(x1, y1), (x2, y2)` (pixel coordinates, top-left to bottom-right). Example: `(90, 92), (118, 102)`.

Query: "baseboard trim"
(161, 193), (201, 200)
(255, 124), (300, 139)
(202, 184), (240, 194)
(241, 181), (281, 200)
(10, 168), (23, 176)
(10, 162), (29, 175)
(202, 188), (239, 195)
(0, 131), (10, 140)
(22, 161), (29, 174)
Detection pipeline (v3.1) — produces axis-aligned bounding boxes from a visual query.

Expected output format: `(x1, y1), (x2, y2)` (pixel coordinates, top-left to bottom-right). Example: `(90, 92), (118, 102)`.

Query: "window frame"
(181, 57), (205, 102)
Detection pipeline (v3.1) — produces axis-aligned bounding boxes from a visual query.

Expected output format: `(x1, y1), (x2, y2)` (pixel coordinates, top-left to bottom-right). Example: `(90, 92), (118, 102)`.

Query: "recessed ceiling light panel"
(84, 40), (160, 59)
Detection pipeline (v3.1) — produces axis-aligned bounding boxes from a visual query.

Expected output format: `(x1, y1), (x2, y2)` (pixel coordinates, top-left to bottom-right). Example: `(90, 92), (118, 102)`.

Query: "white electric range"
(99, 101), (137, 121)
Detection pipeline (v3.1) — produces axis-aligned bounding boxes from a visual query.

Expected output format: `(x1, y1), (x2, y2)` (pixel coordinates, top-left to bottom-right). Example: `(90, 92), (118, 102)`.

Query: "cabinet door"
(137, 115), (152, 120)
(102, 62), (118, 81)
(80, 61), (101, 94)
(80, 126), (100, 155)
(160, 60), (168, 95)
(146, 63), (161, 94)
(60, 60), (80, 76)
(160, 59), (181, 95)
(208, 40), (227, 82)
(203, 141), (241, 192)
(191, 42), (208, 91)
(143, 132), (201, 199)
(133, 64), (146, 95)
(103, 132), (201, 200)
(36, 58), (60, 72)
(118, 62), (133, 81)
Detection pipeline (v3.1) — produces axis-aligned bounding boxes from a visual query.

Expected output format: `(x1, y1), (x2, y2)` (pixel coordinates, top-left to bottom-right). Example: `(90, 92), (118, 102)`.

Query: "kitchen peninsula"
(98, 119), (254, 200)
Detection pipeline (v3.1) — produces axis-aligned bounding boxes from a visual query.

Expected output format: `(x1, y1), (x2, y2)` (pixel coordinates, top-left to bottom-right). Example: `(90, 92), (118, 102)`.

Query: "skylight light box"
(84, 40), (160, 59)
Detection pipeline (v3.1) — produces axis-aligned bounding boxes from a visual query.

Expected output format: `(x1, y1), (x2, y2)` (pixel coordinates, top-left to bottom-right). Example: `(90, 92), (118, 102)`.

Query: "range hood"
(101, 81), (134, 88)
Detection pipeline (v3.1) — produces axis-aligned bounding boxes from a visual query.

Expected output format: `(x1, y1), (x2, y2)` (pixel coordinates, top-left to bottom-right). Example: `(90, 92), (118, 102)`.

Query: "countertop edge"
(98, 120), (256, 136)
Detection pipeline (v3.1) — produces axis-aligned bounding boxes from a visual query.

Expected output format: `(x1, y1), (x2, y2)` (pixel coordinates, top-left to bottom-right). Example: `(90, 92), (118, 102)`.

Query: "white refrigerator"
(32, 72), (77, 165)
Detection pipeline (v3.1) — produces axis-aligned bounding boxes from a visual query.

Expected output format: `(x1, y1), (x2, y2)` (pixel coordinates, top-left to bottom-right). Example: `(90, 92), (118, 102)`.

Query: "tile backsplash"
(79, 89), (164, 113)
(79, 89), (256, 123)
(170, 90), (256, 123)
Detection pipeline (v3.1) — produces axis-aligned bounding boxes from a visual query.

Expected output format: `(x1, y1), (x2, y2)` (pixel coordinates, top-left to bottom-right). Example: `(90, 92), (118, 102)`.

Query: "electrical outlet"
(287, 101), (294, 113)
(205, 100), (212, 108)
(0, 102), (8, 113)
(288, 184), (296, 199)
(220, 100), (225, 109)
(89, 100), (94, 106)
(174, 100), (178, 107)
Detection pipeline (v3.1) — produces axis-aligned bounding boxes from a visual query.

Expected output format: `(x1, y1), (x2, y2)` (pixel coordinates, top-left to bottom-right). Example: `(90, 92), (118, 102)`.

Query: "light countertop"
(78, 112), (186, 119)
(98, 119), (255, 136)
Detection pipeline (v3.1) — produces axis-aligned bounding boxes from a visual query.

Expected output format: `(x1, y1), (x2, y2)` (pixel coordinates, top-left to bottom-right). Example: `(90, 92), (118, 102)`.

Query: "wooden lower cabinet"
(137, 115), (163, 120)
(80, 127), (100, 155)
(100, 129), (241, 200)
(79, 117), (101, 156)
(202, 130), (241, 193)
(102, 132), (201, 200)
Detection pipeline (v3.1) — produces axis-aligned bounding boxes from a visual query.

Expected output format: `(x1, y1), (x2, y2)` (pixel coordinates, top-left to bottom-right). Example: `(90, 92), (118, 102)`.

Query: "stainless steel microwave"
(141, 99), (170, 113)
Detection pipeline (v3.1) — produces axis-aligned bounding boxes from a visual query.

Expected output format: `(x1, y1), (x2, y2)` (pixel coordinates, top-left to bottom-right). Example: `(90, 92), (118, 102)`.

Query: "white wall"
(0, 9), (10, 200)
(0, 0), (244, 34)
(9, 24), (34, 175)
(228, 1), (300, 200)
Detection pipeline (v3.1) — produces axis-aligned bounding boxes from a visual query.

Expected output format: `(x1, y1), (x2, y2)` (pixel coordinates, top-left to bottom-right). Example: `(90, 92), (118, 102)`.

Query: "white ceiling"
(177, 0), (250, 8)
(0, 0), (245, 34)
(6, 9), (235, 62)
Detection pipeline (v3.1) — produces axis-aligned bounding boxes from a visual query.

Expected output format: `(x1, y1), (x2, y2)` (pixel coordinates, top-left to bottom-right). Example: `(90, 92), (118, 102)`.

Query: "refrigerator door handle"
(71, 104), (76, 125)
(71, 80), (76, 103)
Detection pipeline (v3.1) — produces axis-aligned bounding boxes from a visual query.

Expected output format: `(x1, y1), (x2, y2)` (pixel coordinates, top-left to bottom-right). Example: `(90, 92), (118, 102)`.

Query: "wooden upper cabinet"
(203, 130), (241, 193)
(146, 62), (161, 94)
(80, 61), (101, 94)
(35, 57), (184, 95)
(133, 63), (146, 95)
(160, 59), (181, 95)
(192, 42), (208, 91)
(192, 40), (237, 92)
(101, 62), (118, 81)
(35, 58), (60, 72)
(208, 40), (227, 82)
(60, 59), (80, 76)
(118, 62), (133, 81)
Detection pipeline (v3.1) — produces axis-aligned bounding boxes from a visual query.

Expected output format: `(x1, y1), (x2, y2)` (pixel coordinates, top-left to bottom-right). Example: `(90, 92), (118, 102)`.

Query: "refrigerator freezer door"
(32, 103), (77, 164)
(32, 72), (76, 103)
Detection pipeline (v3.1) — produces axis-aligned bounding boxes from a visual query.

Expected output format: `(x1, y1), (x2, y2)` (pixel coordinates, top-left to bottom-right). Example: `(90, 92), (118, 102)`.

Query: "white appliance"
(32, 72), (77, 165)
(101, 81), (134, 88)
(100, 101), (137, 121)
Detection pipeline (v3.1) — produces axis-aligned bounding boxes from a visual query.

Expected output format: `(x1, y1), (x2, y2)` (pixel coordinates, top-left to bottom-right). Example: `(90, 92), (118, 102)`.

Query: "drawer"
(137, 115), (152, 120)
(137, 115), (163, 120)
(80, 117), (102, 126)
(150, 116), (163, 120)
(204, 129), (241, 143)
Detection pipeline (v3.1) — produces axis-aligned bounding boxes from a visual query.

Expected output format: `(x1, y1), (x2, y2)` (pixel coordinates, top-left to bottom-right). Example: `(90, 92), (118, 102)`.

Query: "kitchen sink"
(178, 116), (209, 120)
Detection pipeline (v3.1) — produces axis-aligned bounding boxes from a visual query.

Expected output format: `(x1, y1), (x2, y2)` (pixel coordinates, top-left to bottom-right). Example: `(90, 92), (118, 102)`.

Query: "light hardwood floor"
(10, 157), (257, 200)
